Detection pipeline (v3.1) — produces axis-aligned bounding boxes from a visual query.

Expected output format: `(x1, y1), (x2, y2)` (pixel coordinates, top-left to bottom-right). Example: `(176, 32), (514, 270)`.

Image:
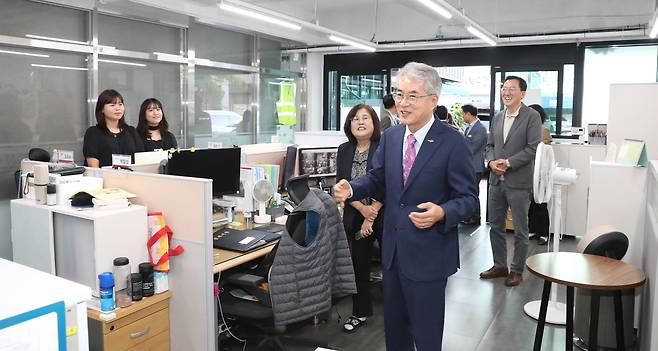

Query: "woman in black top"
(136, 98), (178, 151)
(336, 103), (384, 334)
(83, 89), (144, 167)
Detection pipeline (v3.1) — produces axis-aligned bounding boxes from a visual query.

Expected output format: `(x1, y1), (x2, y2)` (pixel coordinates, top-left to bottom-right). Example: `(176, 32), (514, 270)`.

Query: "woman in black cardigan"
(336, 103), (384, 333)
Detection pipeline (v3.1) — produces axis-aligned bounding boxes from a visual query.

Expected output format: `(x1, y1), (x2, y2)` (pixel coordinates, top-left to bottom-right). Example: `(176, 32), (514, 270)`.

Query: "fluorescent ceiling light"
(26, 34), (87, 45)
(31, 64), (88, 71)
(416, 0), (452, 19)
(219, 3), (302, 31)
(98, 59), (146, 67)
(0, 49), (49, 58)
(328, 35), (377, 52)
(650, 7), (658, 38)
(467, 26), (497, 46)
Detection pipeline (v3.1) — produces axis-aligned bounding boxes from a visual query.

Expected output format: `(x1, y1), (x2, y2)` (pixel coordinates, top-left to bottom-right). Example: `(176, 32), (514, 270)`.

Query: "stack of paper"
(92, 197), (129, 210)
(87, 188), (136, 209)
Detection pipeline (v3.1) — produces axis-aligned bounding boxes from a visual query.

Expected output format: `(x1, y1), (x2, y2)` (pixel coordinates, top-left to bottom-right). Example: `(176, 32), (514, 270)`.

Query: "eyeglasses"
(500, 87), (520, 93)
(351, 115), (372, 123)
(393, 92), (434, 104)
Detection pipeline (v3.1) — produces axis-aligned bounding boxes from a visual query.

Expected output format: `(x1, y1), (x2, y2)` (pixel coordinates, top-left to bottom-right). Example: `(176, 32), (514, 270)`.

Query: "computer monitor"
(281, 145), (298, 191)
(298, 147), (337, 178)
(167, 148), (241, 196)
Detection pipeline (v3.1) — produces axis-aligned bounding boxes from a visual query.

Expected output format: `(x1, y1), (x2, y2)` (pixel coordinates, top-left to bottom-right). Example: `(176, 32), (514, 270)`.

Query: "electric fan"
(253, 178), (274, 224)
(523, 142), (578, 325)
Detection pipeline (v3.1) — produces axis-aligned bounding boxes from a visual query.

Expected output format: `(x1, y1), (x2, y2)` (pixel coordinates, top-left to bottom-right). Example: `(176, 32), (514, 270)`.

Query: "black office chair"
(28, 148), (51, 162)
(218, 244), (329, 351)
(574, 226), (634, 350)
(218, 179), (335, 350)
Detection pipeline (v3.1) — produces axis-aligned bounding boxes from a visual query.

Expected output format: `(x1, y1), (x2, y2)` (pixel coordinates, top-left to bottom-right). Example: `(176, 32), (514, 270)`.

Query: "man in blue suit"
(334, 62), (478, 351)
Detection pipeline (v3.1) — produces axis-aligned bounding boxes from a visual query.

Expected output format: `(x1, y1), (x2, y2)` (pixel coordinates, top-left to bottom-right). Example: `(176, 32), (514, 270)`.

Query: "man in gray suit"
(380, 93), (399, 131)
(461, 104), (487, 225)
(480, 76), (542, 287)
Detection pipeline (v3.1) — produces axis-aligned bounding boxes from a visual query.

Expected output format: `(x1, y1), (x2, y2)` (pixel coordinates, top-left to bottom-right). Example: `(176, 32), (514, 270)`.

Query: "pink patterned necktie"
(403, 133), (417, 186)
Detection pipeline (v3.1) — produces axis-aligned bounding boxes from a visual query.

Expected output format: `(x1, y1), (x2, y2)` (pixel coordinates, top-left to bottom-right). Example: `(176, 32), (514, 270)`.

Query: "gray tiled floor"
(221, 223), (583, 351)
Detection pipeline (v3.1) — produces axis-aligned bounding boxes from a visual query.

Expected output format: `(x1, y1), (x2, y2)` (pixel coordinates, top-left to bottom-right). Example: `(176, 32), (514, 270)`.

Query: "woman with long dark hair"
(528, 104), (552, 245)
(83, 89), (143, 167)
(336, 103), (384, 333)
(136, 98), (177, 151)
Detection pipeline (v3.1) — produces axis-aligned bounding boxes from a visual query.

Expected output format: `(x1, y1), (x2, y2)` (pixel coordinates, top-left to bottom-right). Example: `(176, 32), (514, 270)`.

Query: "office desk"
(527, 252), (645, 351)
(211, 219), (281, 273)
(213, 243), (277, 273)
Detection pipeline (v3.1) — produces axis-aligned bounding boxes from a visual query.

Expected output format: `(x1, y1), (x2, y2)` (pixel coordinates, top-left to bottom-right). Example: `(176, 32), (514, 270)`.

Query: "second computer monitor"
(298, 147), (337, 178)
(167, 147), (241, 196)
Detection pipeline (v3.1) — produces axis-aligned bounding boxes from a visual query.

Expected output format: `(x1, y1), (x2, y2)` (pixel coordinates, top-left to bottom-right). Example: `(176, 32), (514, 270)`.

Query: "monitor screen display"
(298, 147), (337, 177)
(167, 148), (241, 196)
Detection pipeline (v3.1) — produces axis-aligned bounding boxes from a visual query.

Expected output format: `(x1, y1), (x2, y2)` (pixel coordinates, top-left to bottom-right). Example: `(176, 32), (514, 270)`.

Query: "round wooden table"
(526, 252), (645, 351)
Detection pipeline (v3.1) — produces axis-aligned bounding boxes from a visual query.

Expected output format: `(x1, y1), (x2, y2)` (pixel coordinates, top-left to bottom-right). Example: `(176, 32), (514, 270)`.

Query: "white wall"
(640, 161), (658, 351)
(305, 52), (324, 131)
(608, 83), (658, 160)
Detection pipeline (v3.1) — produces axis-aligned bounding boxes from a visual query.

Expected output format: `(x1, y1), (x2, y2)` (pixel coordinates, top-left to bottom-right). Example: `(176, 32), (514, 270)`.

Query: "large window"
(196, 24), (253, 66)
(98, 57), (183, 143)
(259, 74), (302, 144)
(339, 74), (387, 128)
(497, 70), (559, 132)
(194, 67), (256, 148)
(582, 45), (658, 127)
(0, 47), (88, 197)
(436, 66), (491, 128)
(0, 0), (88, 43)
(98, 15), (182, 55)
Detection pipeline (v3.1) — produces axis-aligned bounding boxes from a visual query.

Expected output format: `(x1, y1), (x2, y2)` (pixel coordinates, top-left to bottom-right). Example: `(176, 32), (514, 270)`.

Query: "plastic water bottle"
(51, 149), (59, 164)
(98, 272), (116, 312)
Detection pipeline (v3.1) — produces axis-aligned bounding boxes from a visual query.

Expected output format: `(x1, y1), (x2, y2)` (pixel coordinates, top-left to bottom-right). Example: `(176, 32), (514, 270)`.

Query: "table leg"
(589, 290), (600, 350)
(566, 286), (574, 351)
(533, 280), (551, 351)
(614, 290), (625, 350)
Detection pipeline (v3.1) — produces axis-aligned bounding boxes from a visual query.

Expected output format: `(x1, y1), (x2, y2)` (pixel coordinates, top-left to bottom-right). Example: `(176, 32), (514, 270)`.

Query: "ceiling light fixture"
(466, 26), (497, 46)
(416, 0), (452, 19)
(0, 49), (49, 58)
(650, 6), (658, 38)
(31, 64), (88, 71)
(219, 2), (302, 31)
(328, 35), (377, 52)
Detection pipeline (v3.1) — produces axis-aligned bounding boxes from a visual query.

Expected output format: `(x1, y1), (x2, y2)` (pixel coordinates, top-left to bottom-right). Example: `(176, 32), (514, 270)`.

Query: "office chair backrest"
(28, 148), (50, 162)
(579, 224), (628, 260)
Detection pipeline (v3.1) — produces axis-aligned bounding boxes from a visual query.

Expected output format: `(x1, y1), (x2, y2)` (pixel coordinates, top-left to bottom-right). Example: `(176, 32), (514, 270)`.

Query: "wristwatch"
(505, 159), (511, 168)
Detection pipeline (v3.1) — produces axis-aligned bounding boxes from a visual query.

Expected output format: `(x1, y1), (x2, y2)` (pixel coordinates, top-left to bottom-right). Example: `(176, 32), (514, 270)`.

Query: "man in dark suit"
(461, 104), (487, 225)
(480, 76), (542, 287)
(334, 62), (478, 351)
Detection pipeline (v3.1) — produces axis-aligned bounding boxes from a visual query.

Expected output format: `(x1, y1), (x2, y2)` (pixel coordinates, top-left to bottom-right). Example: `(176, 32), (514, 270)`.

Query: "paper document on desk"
(86, 188), (136, 200)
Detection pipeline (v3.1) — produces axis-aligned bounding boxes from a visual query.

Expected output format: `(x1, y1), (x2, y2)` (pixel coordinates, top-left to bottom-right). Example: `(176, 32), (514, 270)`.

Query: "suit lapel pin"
(427, 139), (434, 143)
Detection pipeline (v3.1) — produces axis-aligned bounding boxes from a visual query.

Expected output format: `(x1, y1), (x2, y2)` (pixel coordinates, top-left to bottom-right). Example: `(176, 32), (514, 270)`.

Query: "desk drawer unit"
(89, 292), (171, 351)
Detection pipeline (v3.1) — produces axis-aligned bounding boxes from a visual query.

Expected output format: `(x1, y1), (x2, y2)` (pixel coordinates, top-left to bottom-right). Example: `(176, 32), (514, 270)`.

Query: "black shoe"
(537, 237), (548, 245)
